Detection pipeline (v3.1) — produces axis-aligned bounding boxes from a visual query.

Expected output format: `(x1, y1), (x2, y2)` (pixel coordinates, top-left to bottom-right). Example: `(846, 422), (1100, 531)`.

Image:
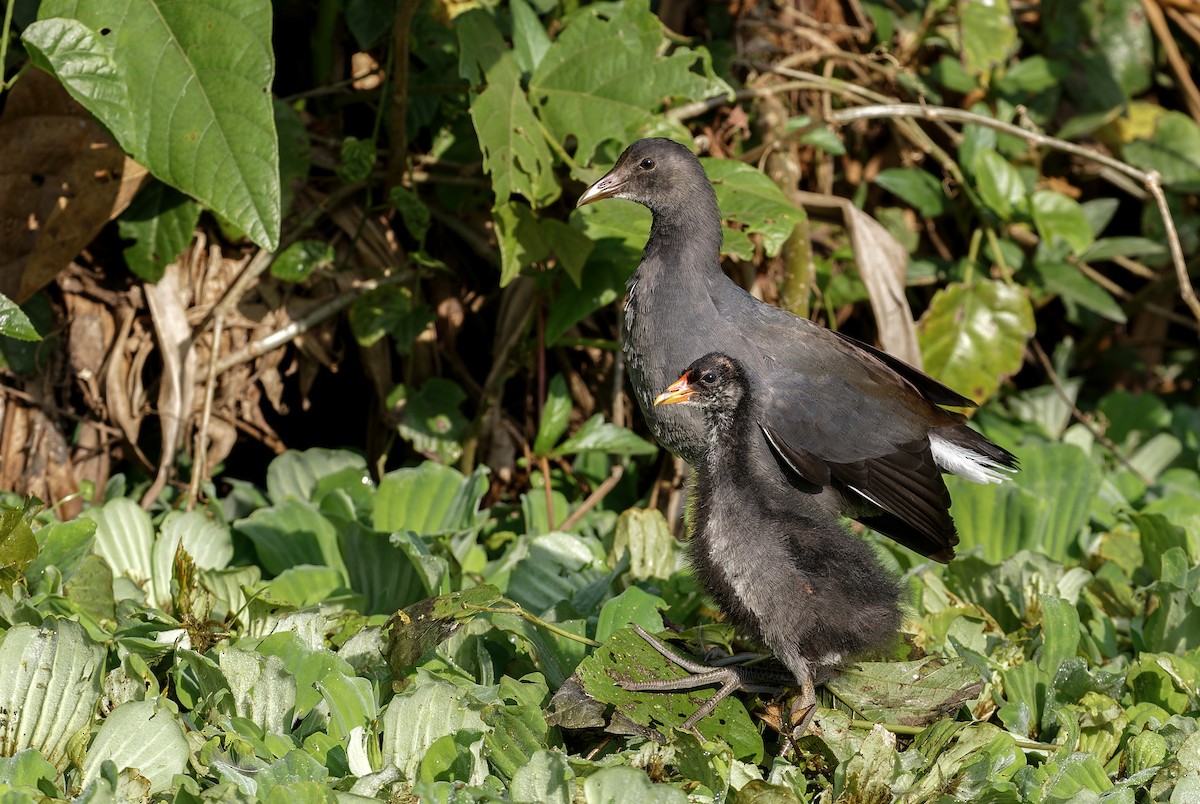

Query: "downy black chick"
(624, 352), (903, 731)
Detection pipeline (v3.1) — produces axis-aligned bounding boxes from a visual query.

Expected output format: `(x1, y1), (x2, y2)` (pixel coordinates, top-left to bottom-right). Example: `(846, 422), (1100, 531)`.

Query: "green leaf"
(528, 0), (730, 169)
(0, 293), (40, 341)
(24, 1), (280, 249)
(1033, 261), (1126, 323)
(506, 532), (607, 615)
(510, 749), (574, 804)
(350, 285), (436, 353)
(948, 443), (1101, 561)
(551, 414), (657, 458)
(338, 136), (376, 184)
(510, 0), (551, 75)
(582, 766), (688, 804)
(973, 149), (1026, 221)
(1031, 190), (1094, 256)
(874, 167), (947, 218)
(995, 56), (1069, 95)
(79, 699), (189, 795)
(315, 672), (376, 743)
(534, 374), (573, 456)
(825, 658), (984, 726)
(394, 379), (469, 464)
(959, 0), (1018, 77)
(611, 508), (675, 581)
(116, 183), (201, 283)
(380, 672), (489, 784)
(575, 627), (764, 762)
(389, 186), (432, 245)
(1037, 595), (1082, 679)
(25, 517), (96, 591)
(0, 620), (105, 772)
(1123, 111), (1200, 192)
(218, 647), (297, 733)
(235, 499), (347, 576)
(270, 240), (334, 283)
(704, 159), (806, 257)
(459, 11), (559, 209)
(0, 505), (38, 595)
(1081, 236), (1166, 263)
(918, 279), (1035, 404)
(84, 496), (154, 591)
(159, 510), (233, 570)
(266, 448), (369, 505)
(595, 587), (665, 645)
(374, 461), (489, 537)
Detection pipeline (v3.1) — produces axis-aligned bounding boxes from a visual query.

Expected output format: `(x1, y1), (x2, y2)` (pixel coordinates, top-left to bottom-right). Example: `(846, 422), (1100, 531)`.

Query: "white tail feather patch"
(931, 434), (1014, 484)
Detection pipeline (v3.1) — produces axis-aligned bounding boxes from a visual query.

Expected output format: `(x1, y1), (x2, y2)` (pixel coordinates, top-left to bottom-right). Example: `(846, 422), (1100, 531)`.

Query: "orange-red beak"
(653, 372), (696, 406)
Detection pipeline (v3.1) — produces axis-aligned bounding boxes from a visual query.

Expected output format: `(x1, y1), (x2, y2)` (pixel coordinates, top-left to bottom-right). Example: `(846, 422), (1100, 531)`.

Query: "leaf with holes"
(25, 0), (280, 248)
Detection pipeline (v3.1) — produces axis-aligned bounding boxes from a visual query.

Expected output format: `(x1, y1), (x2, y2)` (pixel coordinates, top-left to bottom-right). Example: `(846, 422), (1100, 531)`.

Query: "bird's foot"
(621, 624), (792, 732)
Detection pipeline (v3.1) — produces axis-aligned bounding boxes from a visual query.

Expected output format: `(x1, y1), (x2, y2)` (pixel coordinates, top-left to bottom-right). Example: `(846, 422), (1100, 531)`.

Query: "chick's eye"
(639, 158), (655, 170)
(701, 372), (717, 384)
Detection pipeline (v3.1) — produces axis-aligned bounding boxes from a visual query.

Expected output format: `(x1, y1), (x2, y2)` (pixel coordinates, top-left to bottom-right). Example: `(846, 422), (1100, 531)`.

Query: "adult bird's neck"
(642, 190), (723, 275)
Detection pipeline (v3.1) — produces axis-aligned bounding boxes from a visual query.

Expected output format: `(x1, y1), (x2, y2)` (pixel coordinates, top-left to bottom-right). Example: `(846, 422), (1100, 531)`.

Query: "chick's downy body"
(662, 353), (902, 687)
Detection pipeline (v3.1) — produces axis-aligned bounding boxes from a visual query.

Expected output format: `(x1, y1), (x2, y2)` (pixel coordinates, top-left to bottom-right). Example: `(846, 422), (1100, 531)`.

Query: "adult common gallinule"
(577, 138), (1017, 562)
(623, 353), (902, 730)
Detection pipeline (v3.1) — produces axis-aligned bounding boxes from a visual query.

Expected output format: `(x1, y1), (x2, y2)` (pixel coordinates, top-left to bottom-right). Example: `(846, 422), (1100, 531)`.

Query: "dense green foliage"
(2, 0), (1199, 801)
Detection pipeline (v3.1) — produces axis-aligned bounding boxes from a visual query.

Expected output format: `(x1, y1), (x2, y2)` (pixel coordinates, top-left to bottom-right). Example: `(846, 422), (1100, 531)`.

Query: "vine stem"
(847, 719), (1057, 752)
(463, 602), (602, 648)
(827, 103), (1200, 328)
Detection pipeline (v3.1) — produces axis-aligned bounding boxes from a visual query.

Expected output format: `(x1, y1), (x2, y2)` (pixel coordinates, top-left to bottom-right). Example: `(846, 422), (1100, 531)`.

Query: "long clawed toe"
(620, 624), (794, 732)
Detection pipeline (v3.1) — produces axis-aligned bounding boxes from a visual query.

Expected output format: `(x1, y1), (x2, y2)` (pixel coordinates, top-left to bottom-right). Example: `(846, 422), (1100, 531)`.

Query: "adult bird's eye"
(639, 158), (655, 170)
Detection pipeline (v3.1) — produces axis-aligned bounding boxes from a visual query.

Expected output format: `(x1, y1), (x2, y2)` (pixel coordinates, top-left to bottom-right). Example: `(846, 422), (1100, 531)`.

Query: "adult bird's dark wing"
(737, 302), (966, 560)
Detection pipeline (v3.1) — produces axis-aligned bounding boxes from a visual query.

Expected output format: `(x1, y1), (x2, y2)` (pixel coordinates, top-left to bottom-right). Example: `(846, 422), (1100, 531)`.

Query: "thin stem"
(0, 0), (14, 89)
(559, 463), (625, 531)
(214, 273), (411, 374)
(846, 719), (1057, 751)
(465, 602), (602, 648)
(188, 310), (224, 510)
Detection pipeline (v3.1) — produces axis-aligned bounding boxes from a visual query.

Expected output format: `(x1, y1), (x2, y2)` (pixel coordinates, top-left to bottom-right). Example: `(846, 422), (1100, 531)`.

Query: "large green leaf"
(373, 461), (489, 536)
(973, 149), (1026, 221)
(235, 499), (346, 576)
(874, 167), (947, 218)
(380, 671), (489, 784)
(826, 658), (984, 726)
(0, 620), (105, 772)
(266, 448), (369, 506)
(573, 627), (764, 762)
(917, 279), (1035, 404)
(24, 0), (281, 249)
(1034, 260), (1126, 322)
(458, 11), (559, 210)
(703, 159), (805, 258)
(959, 0), (1018, 77)
(528, 0), (729, 169)
(1122, 113), (1200, 192)
(582, 766), (688, 804)
(551, 414), (657, 457)
(85, 496), (154, 590)
(1032, 190), (1094, 256)
(948, 442), (1101, 561)
(0, 505), (38, 595)
(79, 699), (189, 794)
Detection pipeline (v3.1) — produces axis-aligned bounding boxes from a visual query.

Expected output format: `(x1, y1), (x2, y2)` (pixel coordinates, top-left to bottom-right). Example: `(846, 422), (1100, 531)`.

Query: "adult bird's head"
(576, 138), (719, 225)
